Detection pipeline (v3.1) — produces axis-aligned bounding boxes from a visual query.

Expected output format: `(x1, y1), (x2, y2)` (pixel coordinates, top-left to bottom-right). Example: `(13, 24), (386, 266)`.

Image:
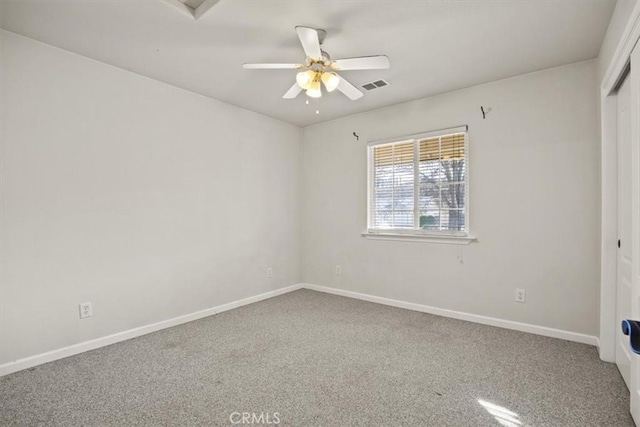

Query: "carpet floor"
(0, 289), (633, 426)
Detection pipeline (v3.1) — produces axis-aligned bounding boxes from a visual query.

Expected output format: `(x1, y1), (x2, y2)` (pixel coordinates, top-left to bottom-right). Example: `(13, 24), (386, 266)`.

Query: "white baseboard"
(1, 281), (598, 377)
(0, 284), (303, 377)
(303, 284), (599, 346)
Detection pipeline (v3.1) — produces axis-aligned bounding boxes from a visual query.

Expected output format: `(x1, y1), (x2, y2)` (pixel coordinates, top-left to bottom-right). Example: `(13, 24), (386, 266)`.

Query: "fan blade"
(243, 63), (302, 69)
(296, 26), (322, 60)
(331, 55), (390, 71)
(283, 83), (303, 99)
(336, 75), (363, 100)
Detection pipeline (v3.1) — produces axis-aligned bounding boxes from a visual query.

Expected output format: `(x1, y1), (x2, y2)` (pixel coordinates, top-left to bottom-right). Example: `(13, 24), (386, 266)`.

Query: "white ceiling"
(0, 0), (616, 127)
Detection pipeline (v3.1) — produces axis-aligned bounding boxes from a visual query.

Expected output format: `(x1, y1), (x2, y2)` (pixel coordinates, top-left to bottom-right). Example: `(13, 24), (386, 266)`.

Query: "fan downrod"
(316, 29), (327, 45)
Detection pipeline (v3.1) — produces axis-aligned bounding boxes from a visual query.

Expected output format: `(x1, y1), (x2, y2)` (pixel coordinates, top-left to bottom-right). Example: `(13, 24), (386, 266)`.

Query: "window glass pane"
(419, 211), (440, 231)
(374, 164), (393, 189)
(418, 133), (466, 232)
(440, 209), (466, 232)
(372, 141), (415, 229)
(419, 183), (439, 211)
(373, 187), (392, 228)
(440, 159), (466, 185)
(393, 210), (414, 229)
(370, 130), (467, 234)
(440, 183), (465, 210)
(419, 160), (440, 184)
(393, 185), (414, 211)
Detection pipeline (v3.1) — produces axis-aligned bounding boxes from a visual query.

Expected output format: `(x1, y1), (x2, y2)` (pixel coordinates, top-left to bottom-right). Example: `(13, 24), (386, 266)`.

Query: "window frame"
(365, 125), (474, 244)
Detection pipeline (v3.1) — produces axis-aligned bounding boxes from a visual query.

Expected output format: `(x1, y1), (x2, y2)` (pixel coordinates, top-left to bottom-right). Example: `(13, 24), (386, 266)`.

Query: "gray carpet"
(0, 289), (633, 426)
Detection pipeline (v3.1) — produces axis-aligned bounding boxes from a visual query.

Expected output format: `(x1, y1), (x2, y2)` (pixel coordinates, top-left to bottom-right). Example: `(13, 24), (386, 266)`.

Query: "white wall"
(0, 24), (607, 367)
(301, 60), (600, 336)
(0, 30), (302, 365)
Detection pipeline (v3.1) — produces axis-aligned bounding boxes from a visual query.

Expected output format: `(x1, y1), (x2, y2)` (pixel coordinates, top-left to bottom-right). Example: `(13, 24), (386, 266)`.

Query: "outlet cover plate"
(79, 302), (93, 319)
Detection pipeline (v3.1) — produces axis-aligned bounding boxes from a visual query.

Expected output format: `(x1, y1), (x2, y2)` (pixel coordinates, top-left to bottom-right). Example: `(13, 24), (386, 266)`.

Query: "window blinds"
(418, 133), (466, 232)
(372, 140), (415, 229)
(370, 129), (467, 233)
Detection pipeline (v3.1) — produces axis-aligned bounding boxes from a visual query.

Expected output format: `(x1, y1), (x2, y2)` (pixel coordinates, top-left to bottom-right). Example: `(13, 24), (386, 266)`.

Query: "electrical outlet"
(79, 302), (93, 319)
(266, 267), (273, 278)
(515, 289), (526, 303)
(335, 265), (342, 276)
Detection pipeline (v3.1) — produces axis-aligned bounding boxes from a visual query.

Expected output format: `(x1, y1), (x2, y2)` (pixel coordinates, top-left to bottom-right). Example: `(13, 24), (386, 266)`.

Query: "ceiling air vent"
(362, 79), (389, 91)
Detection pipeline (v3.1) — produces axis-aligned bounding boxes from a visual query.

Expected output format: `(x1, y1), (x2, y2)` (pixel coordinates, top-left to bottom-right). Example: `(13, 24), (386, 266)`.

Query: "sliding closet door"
(617, 71), (632, 389)
(628, 44), (640, 424)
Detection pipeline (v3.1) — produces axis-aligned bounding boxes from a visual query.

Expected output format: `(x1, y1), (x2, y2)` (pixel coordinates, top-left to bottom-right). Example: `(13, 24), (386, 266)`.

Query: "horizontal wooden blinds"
(369, 130), (467, 232)
(372, 140), (415, 229)
(374, 133), (465, 166)
(419, 133), (466, 162)
(373, 140), (414, 168)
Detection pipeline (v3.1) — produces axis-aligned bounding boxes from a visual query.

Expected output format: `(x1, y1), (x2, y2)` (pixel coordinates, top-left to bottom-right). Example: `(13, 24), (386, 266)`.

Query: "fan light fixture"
(243, 27), (390, 101)
(295, 70), (340, 98)
(321, 72), (340, 92)
(296, 70), (315, 90)
(306, 80), (322, 98)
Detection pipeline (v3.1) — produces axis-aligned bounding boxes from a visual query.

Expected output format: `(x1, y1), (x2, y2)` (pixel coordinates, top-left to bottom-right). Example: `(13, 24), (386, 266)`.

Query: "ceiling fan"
(243, 27), (390, 101)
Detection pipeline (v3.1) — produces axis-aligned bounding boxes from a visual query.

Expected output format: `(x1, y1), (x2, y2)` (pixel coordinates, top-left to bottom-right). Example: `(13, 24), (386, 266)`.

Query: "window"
(367, 126), (469, 238)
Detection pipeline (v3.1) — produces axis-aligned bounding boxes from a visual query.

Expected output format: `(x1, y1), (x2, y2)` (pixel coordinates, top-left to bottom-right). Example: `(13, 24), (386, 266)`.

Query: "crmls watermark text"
(229, 412), (280, 425)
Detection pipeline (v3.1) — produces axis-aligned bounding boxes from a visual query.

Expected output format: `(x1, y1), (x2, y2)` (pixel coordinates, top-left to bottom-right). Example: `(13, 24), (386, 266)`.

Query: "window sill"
(361, 231), (477, 245)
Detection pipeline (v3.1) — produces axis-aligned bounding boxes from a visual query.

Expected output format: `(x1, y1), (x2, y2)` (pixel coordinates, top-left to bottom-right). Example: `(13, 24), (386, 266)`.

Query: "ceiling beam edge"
(161, 0), (195, 19)
(193, 0), (220, 20)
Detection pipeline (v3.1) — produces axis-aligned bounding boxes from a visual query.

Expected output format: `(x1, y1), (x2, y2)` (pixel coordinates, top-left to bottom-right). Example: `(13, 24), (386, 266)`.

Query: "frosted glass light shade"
(321, 72), (340, 92)
(306, 80), (322, 98)
(296, 70), (315, 90)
